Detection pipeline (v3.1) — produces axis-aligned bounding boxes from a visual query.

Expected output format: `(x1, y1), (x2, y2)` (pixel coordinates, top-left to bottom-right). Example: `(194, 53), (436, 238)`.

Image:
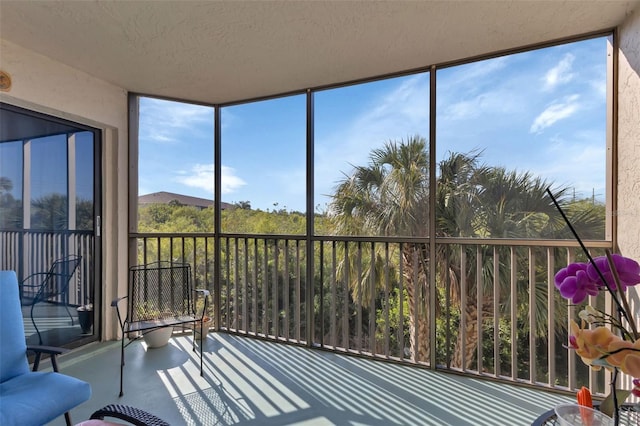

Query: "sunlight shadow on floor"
(47, 333), (575, 425)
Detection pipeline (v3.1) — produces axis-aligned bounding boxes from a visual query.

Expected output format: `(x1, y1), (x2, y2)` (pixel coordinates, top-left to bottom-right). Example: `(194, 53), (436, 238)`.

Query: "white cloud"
(221, 166), (247, 194)
(443, 92), (513, 121)
(529, 94), (580, 133)
(589, 77), (607, 101)
(175, 164), (213, 193)
(443, 56), (509, 89)
(543, 53), (575, 91)
(175, 163), (246, 196)
(139, 98), (213, 144)
(438, 57), (524, 122)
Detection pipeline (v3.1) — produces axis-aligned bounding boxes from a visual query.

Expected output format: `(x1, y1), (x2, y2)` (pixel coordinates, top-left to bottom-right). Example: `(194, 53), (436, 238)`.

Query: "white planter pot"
(194, 318), (212, 341)
(143, 327), (173, 348)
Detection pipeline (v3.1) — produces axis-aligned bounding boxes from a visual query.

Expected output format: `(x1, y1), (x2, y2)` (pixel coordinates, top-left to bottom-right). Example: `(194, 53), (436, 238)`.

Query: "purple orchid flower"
(586, 254), (640, 292)
(554, 262), (599, 304)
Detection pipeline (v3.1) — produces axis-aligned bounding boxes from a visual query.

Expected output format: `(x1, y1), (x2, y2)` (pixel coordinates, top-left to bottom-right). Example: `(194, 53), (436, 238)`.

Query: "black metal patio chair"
(20, 254), (82, 345)
(112, 261), (209, 396)
(88, 404), (169, 426)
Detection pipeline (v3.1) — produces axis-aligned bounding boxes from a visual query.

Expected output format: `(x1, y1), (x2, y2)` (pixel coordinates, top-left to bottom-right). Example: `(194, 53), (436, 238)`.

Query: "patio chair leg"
(30, 303), (43, 345)
(200, 321), (204, 376)
(64, 411), (72, 426)
(64, 303), (75, 326)
(119, 333), (125, 397)
(32, 352), (42, 372)
(192, 321), (196, 352)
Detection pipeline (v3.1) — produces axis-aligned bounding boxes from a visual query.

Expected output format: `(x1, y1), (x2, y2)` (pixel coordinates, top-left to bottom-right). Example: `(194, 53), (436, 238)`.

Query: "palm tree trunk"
(402, 244), (429, 363)
(452, 297), (494, 369)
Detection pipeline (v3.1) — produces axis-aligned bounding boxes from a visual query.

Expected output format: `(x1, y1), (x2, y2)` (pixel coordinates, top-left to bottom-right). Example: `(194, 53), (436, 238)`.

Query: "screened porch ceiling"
(1, 1), (638, 105)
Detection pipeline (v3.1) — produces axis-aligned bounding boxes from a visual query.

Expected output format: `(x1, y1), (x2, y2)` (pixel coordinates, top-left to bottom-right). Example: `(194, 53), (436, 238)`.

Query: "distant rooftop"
(139, 191), (233, 210)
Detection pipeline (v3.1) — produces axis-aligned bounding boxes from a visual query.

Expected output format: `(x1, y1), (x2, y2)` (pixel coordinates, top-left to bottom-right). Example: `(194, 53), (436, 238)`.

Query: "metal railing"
(131, 232), (624, 397)
(1, 229), (94, 307)
(5, 229), (632, 396)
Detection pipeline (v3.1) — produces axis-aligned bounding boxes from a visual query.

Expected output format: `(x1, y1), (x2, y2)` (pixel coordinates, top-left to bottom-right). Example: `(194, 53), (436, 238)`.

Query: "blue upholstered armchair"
(0, 270), (91, 426)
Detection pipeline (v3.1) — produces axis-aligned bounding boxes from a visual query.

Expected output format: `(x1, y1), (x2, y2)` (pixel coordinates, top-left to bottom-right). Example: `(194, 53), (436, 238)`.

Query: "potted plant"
(135, 302), (173, 348)
(77, 302), (93, 334)
(193, 294), (213, 342)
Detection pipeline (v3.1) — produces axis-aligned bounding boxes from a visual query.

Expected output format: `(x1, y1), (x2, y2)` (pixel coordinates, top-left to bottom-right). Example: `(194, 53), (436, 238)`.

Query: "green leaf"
(599, 389), (631, 417)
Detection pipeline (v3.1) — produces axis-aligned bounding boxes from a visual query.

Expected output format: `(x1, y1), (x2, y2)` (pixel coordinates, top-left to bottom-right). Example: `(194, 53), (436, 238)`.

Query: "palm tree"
(0, 176), (12, 193)
(31, 193), (68, 230)
(437, 160), (604, 369)
(329, 136), (604, 368)
(0, 176), (21, 228)
(436, 157), (563, 368)
(330, 135), (430, 360)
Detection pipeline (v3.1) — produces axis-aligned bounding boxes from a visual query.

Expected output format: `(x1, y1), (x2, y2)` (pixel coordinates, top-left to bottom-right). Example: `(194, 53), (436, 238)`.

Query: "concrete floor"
(45, 333), (574, 426)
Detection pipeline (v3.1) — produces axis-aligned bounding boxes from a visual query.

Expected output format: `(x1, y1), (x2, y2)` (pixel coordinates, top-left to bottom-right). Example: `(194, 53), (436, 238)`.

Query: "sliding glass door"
(0, 103), (101, 348)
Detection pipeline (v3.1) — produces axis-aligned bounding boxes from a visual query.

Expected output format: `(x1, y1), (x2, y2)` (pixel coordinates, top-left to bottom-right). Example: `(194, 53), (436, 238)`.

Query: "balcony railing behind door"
(1, 230), (94, 308)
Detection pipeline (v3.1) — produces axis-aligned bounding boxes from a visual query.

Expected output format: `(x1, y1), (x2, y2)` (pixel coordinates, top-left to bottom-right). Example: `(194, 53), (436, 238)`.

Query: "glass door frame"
(0, 102), (102, 348)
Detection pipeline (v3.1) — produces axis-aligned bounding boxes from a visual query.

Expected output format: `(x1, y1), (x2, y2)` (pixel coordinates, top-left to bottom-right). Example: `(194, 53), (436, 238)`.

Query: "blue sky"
(138, 36), (608, 213)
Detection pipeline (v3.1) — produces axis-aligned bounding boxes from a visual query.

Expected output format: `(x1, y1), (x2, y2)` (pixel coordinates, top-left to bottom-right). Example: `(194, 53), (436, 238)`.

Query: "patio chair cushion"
(0, 271), (30, 383)
(0, 370), (91, 425)
(0, 270), (91, 425)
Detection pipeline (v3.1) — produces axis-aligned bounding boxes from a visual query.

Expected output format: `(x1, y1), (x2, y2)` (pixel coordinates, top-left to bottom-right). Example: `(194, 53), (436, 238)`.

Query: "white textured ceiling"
(1, 1), (639, 105)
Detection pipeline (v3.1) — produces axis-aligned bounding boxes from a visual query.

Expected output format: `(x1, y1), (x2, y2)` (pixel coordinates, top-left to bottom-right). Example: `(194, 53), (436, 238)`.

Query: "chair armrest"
(27, 345), (69, 372)
(111, 295), (128, 330)
(111, 295), (128, 307)
(27, 345), (69, 356)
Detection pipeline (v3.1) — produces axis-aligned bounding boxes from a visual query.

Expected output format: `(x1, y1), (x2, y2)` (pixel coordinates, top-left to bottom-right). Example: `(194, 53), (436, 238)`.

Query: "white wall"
(617, 9), (640, 260)
(0, 39), (128, 341)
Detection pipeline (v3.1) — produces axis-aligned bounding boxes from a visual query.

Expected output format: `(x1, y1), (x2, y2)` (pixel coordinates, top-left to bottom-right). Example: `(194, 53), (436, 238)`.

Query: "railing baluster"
(284, 238), (290, 340)
(529, 247), (537, 383)
(343, 241), (349, 350)
(356, 241), (362, 353)
(398, 242), (404, 359)
(412, 246), (419, 362)
(235, 237), (239, 331)
(330, 241), (337, 348)
(318, 239), (324, 346)
(243, 237), (248, 334)
(547, 247), (556, 387)
(493, 246), (499, 377)
(476, 245), (483, 375)
(444, 247), (451, 368)
(272, 239), (279, 338)
(261, 238), (268, 336)
(567, 247), (577, 391)
(295, 240), (301, 342)
(252, 238), (258, 334)
(510, 247), (517, 381)
(383, 242), (390, 358)
(225, 237), (230, 329)
(369, 241), (376, 355)
(460, 245), (467, 371)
